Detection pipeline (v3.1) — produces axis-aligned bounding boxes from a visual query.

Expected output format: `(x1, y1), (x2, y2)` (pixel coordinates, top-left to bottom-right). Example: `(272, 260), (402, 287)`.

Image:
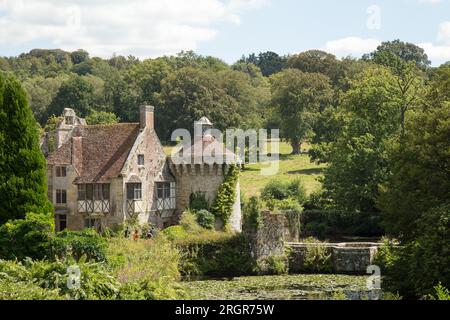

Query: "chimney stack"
(140, 105), (154, 131)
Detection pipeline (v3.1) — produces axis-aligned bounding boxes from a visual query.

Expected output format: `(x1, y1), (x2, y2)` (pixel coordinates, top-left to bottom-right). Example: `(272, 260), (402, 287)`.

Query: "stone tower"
(169, 117), (242, 232)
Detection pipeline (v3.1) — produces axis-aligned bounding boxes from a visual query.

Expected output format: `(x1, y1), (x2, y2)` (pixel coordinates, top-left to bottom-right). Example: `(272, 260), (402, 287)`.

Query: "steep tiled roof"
(47, 123), (140, 183)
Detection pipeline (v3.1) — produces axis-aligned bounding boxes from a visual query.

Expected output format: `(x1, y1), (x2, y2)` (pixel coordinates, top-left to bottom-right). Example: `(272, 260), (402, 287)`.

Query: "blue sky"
(1, 0), (449, 66)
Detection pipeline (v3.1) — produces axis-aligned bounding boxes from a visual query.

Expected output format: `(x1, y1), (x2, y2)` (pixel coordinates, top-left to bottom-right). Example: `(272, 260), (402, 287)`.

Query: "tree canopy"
(0, 72), (53, 224)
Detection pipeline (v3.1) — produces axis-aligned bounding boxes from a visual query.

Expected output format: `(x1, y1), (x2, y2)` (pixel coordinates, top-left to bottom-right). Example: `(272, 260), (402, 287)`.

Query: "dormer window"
(138, 154), (145, 166)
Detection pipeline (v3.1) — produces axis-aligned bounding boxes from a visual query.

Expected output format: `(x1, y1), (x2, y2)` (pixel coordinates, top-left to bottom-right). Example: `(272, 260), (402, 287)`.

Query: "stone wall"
(287, 242), (380, 274)
(244, 211), (285, 260)
(169, 162), (242, 232)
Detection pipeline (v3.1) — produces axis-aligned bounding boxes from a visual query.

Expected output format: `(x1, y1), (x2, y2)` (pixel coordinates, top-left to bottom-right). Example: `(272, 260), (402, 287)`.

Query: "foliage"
(364, 39), (431, 70)
(194, 210), (215, 230)
(0, 212), (54, 260)
(301, 209), (384, 239)
(255, 255), (288, 275)
(261, 178), (307, 209)
(0, 277), (63, 300)
(45, 75), (94, 118)
(287, 50), (343, 86)
(155, 67), (243, 141)
(0, 72), (53, 223)
(107, 237), (185, 300)
(300, 237), (333, 273)
(239, 51), (287, 77)
(179, 210), (204, 234)
(51, 229), (107, 262)
(86, 110), (119, 125)
(243, 196), (263, 231)
(381, 204), (449, 298)
(318, 66), (406, 214)
(270, 69), (333, 154)
(0, 258), (120, 300)
(211, 165), (240, 228)
(378, 103), (450, 240)
(176, 233), (256, 278)
(429, 283), (450, 300)
(189, 192), (209, 211)
(161, 225), (189, 242)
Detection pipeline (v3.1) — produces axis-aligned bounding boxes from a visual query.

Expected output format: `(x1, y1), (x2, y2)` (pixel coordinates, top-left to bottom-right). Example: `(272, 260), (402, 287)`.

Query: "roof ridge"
(78, 123), (139, 129)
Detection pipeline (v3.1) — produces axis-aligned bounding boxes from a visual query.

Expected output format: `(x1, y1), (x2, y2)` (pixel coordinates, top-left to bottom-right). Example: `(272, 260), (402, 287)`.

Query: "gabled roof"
(47, 123), (140, 184)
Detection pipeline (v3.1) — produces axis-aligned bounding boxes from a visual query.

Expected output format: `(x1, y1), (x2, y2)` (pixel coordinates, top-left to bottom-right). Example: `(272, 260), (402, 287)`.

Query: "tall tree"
(270, 69), (333, 154)
(45, 75), (94, 119)
(156, 67), (241, 141)
(240, 51), (286, 76)
(0, 72), (53, 224)
(320, 67), (403, 214)
(378, 102), (450, 240)
(364, 40), (431, 70)
(287, 50), (343, 86)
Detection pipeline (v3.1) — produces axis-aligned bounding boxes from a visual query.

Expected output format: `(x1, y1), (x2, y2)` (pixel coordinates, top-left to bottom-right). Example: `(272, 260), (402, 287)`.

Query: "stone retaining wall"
(287, 242), (380, 274)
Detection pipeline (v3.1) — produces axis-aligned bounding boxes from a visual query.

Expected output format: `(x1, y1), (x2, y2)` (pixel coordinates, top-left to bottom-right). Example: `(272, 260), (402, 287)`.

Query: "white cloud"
(324, 37), (381, 58)
(0, 0), (269, 58)
(437, 21), (450, 44)
(418, 0), (443, 4)
(419, 42), (450, 63)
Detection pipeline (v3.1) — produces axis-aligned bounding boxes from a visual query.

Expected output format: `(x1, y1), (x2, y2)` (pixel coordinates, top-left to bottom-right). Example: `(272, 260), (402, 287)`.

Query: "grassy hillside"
(240, 142), (325, 198)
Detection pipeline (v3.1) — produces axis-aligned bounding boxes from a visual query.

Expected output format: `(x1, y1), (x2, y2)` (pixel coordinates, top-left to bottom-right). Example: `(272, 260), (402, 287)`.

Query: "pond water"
(181, 274), (382, 300)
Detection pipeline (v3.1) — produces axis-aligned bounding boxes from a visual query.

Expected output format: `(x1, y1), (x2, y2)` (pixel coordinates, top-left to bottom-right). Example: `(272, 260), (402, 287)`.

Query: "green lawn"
(163, 141), (325, 199)
(240, 142), (326, 198)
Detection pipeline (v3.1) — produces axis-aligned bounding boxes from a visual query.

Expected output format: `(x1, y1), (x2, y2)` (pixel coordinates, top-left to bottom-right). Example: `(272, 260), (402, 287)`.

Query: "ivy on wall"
(211, 165), (240, 229)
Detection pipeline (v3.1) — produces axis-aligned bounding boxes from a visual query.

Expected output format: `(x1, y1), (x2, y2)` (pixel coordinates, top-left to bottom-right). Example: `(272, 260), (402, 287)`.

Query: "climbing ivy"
(211, 165), (240, 229)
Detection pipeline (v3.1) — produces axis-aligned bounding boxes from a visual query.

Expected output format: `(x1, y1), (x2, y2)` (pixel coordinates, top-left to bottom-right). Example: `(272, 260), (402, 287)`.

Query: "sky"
(0, 0), (450, 66)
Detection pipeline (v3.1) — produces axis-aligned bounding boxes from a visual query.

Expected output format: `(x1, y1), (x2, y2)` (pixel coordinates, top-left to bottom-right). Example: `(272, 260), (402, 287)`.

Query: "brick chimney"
(71, 136), (83, 174)
(140, 105), (154, 131)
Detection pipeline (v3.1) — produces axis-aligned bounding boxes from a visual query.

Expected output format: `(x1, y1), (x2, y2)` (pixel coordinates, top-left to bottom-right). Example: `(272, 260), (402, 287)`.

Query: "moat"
(182, 274), (381, 300)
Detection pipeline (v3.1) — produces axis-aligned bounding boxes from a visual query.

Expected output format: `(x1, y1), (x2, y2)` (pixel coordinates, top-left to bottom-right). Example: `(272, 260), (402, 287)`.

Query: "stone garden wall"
(244, 211), (286, 260)
(287, 242), (380, 274)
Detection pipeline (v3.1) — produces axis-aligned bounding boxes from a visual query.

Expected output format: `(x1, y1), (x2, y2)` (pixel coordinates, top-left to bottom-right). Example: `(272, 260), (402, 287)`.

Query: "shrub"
(177, 233), (255, 278)
(161, 226), (189, 241)
(375, 204), (449, 298)
(430, 283), (450, 301)
(51, 229), (107, 262)
(261, 179), (289, 202)
(189, 192), (209, 211)
(194, 210), (215, 230)
(179, 210), (203, 233)
(243, 196), (263, 231)
(107, 237), (185, 300)
(0, 258), (120, 300)
(262, 179), (307, 203)
(255, 255), (288, 275)
(301, 209), (384, 238)
(301, 237), (332, 273)
(0, 212), (54, 260)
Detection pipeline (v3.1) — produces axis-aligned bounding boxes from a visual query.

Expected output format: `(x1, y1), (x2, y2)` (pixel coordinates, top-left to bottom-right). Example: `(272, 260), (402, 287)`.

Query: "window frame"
(137, 154), (145, 166)
(156, 182), (171, 200)
(55, 166), (67, 177)
(56, 189), (67, 204)
(126, 183), (142, 200)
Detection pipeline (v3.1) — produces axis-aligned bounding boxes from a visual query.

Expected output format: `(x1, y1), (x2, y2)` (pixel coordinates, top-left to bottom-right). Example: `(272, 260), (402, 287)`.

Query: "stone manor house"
(41, 106), (242, 233)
